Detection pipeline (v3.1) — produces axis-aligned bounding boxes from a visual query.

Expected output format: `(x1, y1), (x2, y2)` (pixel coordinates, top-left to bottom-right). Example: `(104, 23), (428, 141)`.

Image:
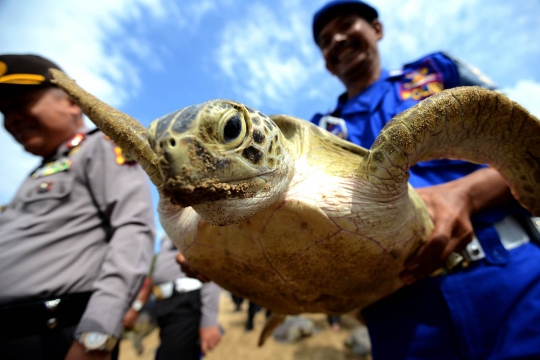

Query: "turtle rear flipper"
(257, 313), (286, 347)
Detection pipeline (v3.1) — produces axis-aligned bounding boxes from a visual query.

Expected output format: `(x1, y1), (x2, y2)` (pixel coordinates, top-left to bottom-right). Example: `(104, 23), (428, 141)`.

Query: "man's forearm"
(449, 167), (513, 214)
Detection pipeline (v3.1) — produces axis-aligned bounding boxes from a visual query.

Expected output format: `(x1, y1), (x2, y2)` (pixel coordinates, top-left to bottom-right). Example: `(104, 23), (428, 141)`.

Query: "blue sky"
(1, 0), (540, 247)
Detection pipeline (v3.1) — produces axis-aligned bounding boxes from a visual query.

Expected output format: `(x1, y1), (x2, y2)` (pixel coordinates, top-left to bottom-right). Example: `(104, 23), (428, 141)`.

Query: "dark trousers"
(155, 289), (202, 360)
(0, 325), (119, 360)
(0, 292), (119, 360)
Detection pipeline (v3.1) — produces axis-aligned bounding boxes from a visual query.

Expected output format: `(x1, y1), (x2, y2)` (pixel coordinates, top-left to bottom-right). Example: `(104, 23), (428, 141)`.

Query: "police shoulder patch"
(113, 146), (136, 165)
(103, 134), (136, 165)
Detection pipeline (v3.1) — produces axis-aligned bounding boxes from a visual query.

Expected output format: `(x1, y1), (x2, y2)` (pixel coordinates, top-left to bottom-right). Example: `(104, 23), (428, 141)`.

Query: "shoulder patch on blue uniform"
(399, 61), (444, 101)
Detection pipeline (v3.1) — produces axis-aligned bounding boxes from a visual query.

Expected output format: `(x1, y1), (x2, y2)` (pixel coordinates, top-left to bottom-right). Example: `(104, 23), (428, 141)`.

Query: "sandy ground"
(119, 291), (371, 360)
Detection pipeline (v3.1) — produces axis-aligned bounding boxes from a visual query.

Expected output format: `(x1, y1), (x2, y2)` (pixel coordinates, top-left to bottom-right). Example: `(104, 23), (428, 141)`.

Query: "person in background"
(0, 54), (155, 360)
(229, 293), (271, 332)
(326, 315), (341, 333)
(310, 1), (540, 359)
(123, 235), (222, 359)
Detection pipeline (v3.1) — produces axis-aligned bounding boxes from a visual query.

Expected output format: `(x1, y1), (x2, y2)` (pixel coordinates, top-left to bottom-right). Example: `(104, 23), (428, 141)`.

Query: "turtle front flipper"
(361, 86), (540, 216)
(49, 69), (163, 187)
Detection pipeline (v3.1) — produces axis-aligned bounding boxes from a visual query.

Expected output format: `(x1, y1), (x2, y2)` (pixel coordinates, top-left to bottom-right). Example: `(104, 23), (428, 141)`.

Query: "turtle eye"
(223, 114), (242, 142)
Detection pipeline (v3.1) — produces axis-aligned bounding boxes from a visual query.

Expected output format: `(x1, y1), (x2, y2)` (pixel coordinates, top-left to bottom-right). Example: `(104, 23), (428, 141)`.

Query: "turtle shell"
(153, 100), (433, 314)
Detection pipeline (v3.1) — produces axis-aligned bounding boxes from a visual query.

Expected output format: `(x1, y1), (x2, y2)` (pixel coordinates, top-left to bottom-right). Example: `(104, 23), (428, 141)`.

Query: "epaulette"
(441, 51), (498, 90)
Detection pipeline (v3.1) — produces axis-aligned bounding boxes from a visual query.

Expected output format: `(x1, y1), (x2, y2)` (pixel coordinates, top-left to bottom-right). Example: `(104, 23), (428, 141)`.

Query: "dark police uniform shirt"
(152, 236), (220, 328)
(311, 52), (540, 358)
(0, 127), (155, 338)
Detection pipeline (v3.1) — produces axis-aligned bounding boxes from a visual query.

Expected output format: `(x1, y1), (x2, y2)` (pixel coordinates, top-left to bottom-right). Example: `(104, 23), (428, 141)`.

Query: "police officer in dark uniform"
(310, 1), (540, 359)
(0, 54), (156, 360)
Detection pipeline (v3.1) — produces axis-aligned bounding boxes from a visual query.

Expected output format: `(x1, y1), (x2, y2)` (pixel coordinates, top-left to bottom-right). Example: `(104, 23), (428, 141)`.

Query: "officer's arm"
(199, 281), (222, 354)
(75, 136), (155, 340)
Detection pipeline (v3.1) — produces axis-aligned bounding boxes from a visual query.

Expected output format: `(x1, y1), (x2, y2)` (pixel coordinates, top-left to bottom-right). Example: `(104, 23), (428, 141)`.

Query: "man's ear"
(371, 19), (384, 41)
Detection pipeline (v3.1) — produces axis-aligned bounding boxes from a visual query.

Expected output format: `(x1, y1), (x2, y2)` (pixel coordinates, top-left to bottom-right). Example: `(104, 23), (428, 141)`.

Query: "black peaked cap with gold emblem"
(0, 54), (63, 99)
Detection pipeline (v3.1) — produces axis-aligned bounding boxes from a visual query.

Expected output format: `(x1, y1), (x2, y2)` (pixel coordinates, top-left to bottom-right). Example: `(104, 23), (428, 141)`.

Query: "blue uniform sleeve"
(402, 52), (460, 90)
(310, 113), (323, 126)
(405, 51), (498, 91)
(440, 52), (498, 90)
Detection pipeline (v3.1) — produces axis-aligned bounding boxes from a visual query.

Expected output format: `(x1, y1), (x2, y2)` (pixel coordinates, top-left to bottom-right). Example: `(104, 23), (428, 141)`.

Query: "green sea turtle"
(50, 69), (540, 342)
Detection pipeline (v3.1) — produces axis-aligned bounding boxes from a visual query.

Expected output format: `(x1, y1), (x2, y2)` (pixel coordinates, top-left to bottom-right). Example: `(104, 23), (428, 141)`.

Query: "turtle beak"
(157, 133), (225, 182)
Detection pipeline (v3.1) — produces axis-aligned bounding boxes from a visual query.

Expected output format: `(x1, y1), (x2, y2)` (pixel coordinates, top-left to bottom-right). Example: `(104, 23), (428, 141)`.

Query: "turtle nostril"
(159, 137), (177, 150)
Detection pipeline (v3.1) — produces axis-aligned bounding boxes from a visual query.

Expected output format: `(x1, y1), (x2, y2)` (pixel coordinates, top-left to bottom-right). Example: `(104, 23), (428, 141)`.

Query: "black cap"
(313, 0), (379, 44)
(0, 54), (63, 99)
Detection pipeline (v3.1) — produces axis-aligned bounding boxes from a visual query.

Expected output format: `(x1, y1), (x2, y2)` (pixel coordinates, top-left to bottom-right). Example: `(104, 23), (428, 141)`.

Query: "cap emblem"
(0, 61), (6, 77)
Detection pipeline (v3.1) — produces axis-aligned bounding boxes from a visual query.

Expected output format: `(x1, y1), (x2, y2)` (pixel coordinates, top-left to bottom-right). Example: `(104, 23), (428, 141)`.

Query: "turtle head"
(150, 99), (294, 224)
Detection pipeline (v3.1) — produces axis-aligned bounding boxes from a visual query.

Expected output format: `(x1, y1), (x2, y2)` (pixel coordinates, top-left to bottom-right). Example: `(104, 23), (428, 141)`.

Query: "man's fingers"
(401, 232), (473, 284)
(175, 252), (211, 282)
(200, 342), (208, 355)
(200, 328), (221, 355)
(405, 233), (447, 270)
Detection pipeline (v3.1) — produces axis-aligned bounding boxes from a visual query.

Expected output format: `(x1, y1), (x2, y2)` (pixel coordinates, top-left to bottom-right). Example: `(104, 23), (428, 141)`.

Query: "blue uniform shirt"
(311, 51), (484, 188)
(311, 52), (540, 359)
(311, 52), (525, 222)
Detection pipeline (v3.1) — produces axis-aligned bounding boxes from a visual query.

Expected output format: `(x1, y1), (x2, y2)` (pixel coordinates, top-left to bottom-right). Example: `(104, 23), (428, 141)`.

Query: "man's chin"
(22, 140), (47, 157)
(339, 67), (368, 84)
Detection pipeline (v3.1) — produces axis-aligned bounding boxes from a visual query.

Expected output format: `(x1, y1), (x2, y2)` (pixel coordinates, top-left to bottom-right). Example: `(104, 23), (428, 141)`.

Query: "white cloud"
(215, 2), (325, 108)
(188, 0), (218, 23)
(377, 0), (540, 86)
(503, 80), (540, 119)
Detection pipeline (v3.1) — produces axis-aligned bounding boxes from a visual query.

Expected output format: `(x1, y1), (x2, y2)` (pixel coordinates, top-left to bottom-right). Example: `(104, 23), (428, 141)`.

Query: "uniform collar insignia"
(66, 132), (86, 149)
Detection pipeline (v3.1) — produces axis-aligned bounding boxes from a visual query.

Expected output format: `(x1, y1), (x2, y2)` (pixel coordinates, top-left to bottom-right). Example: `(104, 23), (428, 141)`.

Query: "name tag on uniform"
(32, 158), (72, 178)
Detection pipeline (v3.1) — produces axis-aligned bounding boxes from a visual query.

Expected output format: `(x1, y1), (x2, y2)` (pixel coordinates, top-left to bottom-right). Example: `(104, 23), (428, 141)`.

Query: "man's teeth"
(337, 47), (354, 61)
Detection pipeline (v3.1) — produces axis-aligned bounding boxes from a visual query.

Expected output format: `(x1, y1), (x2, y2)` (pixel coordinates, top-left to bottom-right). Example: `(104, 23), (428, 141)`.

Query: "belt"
(0, 292), (92, 341)
(153, 277), (203, 300)
(463, 215), (530, 263)
(522, 216), (540, 244)
(443, 216), (532, 273)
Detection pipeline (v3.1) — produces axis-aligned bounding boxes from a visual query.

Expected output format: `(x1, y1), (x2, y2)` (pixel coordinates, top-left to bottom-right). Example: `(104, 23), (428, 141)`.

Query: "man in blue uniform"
(311, 1), (540, 359)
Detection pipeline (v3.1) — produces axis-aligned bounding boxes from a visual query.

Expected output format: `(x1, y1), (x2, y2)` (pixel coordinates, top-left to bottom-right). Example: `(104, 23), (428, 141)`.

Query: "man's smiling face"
(317, 14), (383, 87)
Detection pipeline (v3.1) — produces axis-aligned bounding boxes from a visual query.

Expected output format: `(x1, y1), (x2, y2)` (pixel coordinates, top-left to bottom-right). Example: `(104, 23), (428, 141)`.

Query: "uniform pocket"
(20, 175), (75, 216)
